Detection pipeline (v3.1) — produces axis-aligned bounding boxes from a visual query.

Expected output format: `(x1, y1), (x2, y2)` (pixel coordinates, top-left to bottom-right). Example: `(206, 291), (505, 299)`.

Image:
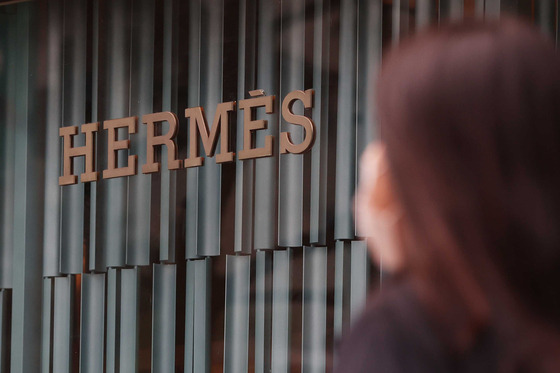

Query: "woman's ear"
(356, 143), (404, 272)
(370, 147), (395, 213)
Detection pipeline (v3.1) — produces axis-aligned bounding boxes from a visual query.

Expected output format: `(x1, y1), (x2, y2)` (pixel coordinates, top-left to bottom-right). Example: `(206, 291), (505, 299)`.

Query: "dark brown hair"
(378, 18), (560, 371)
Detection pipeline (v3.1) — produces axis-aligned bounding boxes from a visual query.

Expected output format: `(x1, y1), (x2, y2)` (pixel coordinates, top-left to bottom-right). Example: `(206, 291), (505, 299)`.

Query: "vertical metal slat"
(349, 241), (369, 323)
(126, 0), (156, 266)
(41, 279), (53, 373)
(185, 0), (202, 260)
(52, 276), (73, 373)
(184, 258), (212, 373)
(392, 0), (409, 44)
(194, 259), (212, 373)
(254, 250), (273, 373)
(0, 289), (11, 373)
(42, 0), (63, 277)
(416, 0), (438, 29)
(223, 255), (251, 373)
(120, 268), (139, 373)
(184, 260), (196, 373)
(234, 0), (257, 254)
(356, 0), (382, 234)
(278, 0), (306, 248)
(59, 0), (88, 275)
(301, 246), (327, 373)
(335, 0), (358, 240)
(11, 4), (45, 371)
(0, 3), (17, 290)
(152, 264), (177, 373)
(159, 0), (180, 262)
(253, 0), (281, 250)
(196, 0), (224, 257)
(106, 268), (119, 373)
(535, 0), (556, 37)
(485, 0), (501, 18)
(333, 241), (350, 341)
(80, 273), (105, 373)
(271, 249), (292, 373)
(309, 0), (331, 246)
(94, 0), (131, 269)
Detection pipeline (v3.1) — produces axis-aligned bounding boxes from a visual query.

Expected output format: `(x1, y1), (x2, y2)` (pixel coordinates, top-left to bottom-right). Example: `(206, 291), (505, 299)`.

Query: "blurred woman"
(337, 18), (560, 372)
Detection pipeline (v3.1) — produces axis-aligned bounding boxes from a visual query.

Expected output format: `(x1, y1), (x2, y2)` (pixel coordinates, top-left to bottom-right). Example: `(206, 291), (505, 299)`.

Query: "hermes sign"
(59, 89), (316, 186)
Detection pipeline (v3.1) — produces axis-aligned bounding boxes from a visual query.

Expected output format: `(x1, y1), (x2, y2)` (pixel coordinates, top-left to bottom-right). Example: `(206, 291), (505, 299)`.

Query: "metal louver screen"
(0, 0), (557, 372)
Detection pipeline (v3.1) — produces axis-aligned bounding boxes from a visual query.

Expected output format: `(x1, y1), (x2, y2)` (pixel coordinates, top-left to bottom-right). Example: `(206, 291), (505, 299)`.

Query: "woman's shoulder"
(334, 280), (497, 373)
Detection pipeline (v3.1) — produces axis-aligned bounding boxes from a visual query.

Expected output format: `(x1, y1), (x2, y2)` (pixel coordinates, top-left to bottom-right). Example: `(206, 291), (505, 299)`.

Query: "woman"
(337, 19), (560, 372)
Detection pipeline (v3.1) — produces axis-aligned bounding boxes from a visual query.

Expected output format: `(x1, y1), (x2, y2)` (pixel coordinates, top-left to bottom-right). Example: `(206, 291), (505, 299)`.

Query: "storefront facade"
(0, 0), (557, 372)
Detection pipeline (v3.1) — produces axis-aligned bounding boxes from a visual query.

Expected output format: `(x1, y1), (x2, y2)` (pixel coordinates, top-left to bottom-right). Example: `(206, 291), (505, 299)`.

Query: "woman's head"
(361, 18), (560, 361)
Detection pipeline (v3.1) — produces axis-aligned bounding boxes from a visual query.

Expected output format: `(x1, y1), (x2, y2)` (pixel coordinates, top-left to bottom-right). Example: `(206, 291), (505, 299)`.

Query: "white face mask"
(355, 143), (404, 272)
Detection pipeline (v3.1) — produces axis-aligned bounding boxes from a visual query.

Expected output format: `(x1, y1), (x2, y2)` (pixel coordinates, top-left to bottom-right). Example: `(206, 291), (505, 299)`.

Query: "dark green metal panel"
(271, 249), (292, 372)
(42, 0), (63, 278)
(10, 3), (45, 372)
(234, 0), (256, 254)
(40, 279), (52, 373)
(127, 0), (156, 266)
(106, 268), (119, 373)
(193, 259), (212, 373)
(392, 0), (409, 44)
(106, 268), (139, 372)
(152, 264), (177, 372)
(278, 0), (306, 248)
(309, 0), (331, 245)
(335, 0), (358, 240)
(185, 0), (202, 260)
(159, 0), (180, 263)
(0, 290), (11, 373)
(253, 0), (281, 250)
(356, 0), (382, 239)
(0, 8), (16, 289)
(196, 0), (224, 257)
(80, 273), (105, 373)
(301, 246), (327, 373)
(535, 0), (556, 37)
(485, 0), (501, 18)
(417, 0), (438, 29)
(88, 0), (101, 272)
(223, 255), (251, 373)
(349, 240), (369, 323)
(52, 276), (73, 373)
(60, 0), (88, 275)
(184, 258), (212, 373)
(254, 250), (273, 373)
(93, 0), (131, 269)
(184, 260), (196, 373)
(439, 0), (464, 20)
(120, 268), (139, 373)
(333, 241), (350, 340)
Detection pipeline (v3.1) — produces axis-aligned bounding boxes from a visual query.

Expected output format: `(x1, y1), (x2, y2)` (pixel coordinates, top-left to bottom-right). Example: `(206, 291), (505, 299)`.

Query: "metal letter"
(280, 89), (315, 154)
(183, 101), (236, 168)
(238, 91), (275, 160)
(102, 116), (138, 179)
(141, 111), (182, 173)
(59, 123), (99, 185)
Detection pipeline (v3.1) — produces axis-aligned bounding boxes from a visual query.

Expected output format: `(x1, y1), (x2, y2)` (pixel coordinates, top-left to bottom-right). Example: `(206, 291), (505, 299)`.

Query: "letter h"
(59, 123), (99, 185)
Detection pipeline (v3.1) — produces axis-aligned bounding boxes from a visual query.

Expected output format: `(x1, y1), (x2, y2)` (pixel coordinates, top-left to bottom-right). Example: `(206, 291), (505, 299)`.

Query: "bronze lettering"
(103, 116), (138, 179)
(280, 89), (315, 154)
(183, 101), (236, 168)
(59, 122), (99, 186)
(238, 90), (275, 160)
(141, 112), (182, 173)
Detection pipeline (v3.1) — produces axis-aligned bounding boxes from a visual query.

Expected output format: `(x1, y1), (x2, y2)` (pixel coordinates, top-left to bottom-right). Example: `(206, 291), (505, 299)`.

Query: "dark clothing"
(335, 281), (498, 373)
